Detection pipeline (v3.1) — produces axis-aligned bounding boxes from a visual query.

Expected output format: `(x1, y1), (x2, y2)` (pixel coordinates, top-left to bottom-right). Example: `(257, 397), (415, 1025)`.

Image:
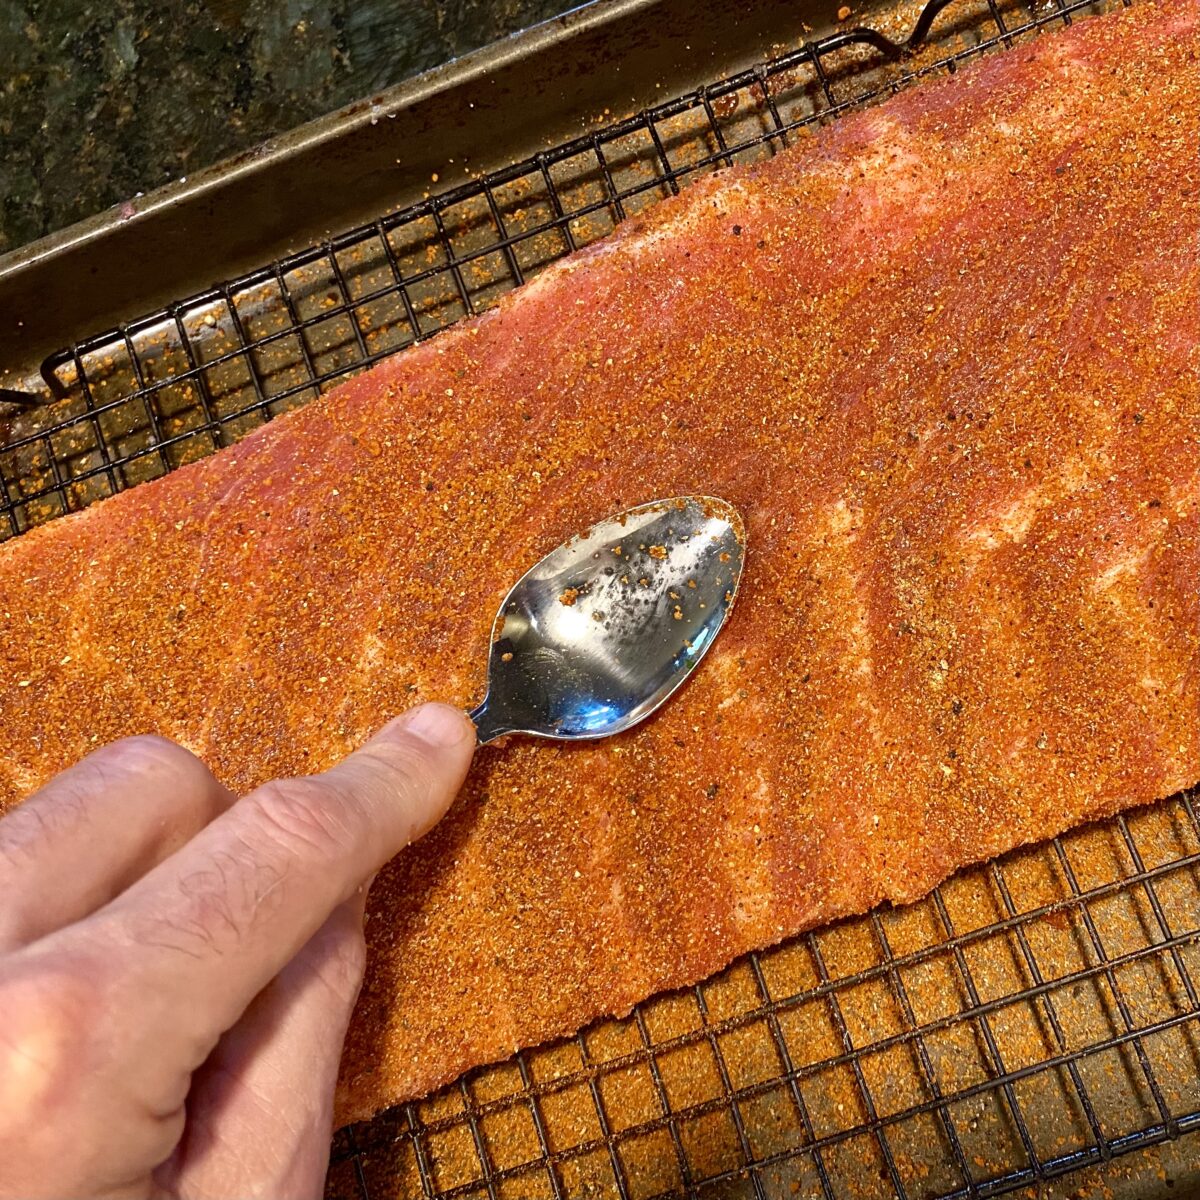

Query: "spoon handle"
(468, 697), (512, 746)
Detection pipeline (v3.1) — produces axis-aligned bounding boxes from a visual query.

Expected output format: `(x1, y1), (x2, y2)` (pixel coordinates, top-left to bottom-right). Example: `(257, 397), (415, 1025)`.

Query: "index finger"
(70, 703), (474, 1079)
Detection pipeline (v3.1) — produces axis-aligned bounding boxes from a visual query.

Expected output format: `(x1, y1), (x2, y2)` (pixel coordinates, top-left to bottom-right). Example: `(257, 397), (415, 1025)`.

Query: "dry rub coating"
(1, 0), (1197, 1124)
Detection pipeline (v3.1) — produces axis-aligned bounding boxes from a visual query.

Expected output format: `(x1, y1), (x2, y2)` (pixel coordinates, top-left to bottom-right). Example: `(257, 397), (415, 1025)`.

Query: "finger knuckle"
(0, 950), (110, 1129)
(245, 777), (361, 860)
(102, 732), (198, 774)
(118, 738), (231, 834)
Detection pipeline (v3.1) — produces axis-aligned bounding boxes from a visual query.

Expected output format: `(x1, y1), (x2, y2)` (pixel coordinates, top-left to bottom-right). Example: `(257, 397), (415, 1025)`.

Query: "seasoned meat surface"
(0, 0), (1196, 1123)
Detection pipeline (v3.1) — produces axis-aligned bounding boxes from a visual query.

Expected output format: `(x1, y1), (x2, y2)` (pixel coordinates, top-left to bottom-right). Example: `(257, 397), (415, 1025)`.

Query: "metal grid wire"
(6, 0), (1198, 1195)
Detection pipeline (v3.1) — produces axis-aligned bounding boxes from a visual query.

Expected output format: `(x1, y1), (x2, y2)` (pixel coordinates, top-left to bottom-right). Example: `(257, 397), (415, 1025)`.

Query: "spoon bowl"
(469, 496), (745, 744)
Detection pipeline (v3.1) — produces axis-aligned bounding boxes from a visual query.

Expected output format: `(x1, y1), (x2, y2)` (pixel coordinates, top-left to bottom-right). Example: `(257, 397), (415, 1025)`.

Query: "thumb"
(322, 702), (478, 857)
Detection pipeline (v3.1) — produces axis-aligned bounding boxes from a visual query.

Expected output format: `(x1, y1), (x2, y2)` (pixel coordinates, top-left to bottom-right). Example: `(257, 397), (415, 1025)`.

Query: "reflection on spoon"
(468, 496), (746, 745)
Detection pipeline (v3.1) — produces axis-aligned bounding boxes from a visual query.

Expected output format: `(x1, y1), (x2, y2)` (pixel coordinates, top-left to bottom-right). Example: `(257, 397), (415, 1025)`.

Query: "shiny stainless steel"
(468, 496), (745, 744)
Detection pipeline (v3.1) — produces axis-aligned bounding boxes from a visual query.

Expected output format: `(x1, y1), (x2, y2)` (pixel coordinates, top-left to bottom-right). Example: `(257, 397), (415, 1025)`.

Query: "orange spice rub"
(0, 0), (1198, 1124)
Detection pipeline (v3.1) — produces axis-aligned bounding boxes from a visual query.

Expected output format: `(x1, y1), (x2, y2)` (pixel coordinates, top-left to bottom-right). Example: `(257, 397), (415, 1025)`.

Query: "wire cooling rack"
(328, 792), (1200, 1200)
(0, 0), (1132, 542)
(4, 0), (1197, 1195)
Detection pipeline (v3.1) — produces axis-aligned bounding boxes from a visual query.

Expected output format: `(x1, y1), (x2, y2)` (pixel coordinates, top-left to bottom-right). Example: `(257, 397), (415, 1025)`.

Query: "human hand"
(0, 704), (475, 1200)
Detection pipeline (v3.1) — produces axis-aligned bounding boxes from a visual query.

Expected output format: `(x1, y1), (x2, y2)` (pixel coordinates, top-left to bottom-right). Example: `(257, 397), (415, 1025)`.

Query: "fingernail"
(402, 703), (471, 747)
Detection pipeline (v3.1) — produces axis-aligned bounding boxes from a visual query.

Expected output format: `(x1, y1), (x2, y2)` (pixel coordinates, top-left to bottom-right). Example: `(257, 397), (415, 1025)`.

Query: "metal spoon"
(468, 496), (746, 744)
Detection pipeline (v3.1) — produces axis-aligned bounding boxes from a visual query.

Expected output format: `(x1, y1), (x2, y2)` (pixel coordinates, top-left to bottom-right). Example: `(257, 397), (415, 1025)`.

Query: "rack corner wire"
(4, 0), (1197, 1196)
